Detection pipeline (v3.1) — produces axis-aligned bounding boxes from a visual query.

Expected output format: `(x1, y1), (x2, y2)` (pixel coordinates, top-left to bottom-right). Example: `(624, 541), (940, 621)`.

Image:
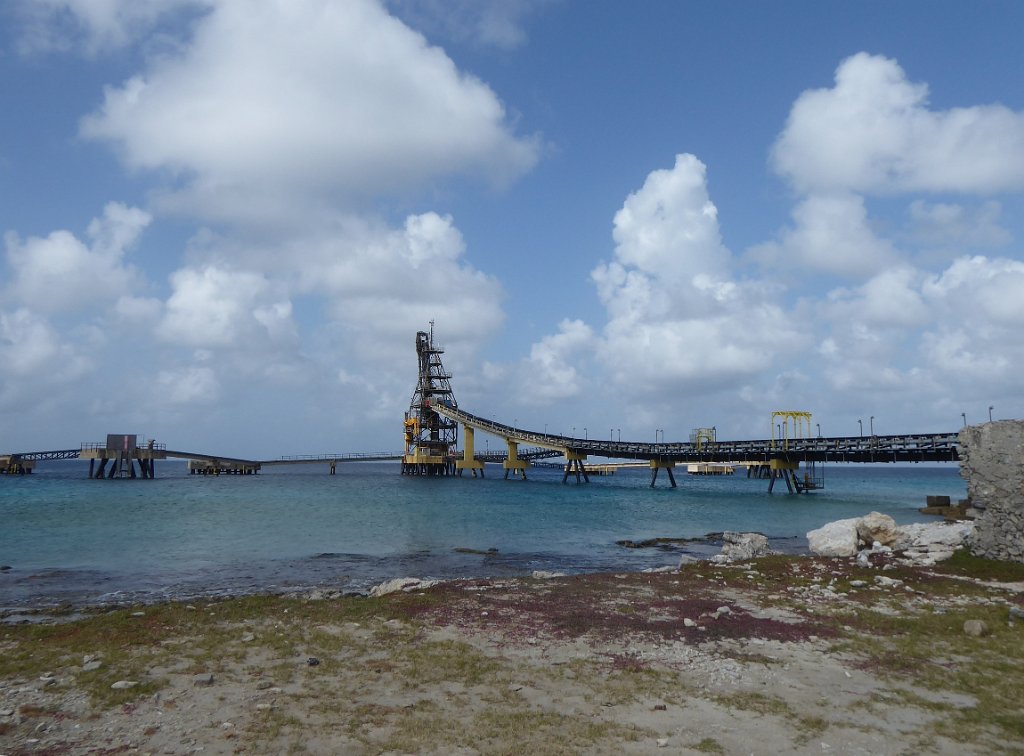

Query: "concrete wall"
(960, 420), (1024, 563)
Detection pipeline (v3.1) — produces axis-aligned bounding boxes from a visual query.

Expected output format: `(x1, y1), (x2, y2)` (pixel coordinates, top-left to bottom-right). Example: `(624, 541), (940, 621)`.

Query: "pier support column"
(767, 459), (799, 494)
(562, 451), (589, 484)
(649, 459), (677, 488)
(455, 425), (485, 478)
(503, 439), (529, 480)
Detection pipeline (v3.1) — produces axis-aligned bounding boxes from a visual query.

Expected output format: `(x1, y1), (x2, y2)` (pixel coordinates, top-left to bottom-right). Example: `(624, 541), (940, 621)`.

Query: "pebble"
(256, 680), (274, 690)
(306, 657), (320, 666)
(111, 680), (138, 690)
(963, 620), (990, 638)
(192, 673), (215, 687)
(240, 632), (255, 642)
(82, 661), (103, 672)
(656, 738), (669, 747)
(683, 618), (697, 627)
(874, 576), (903, 587)
(256, 703), (274, 711)
(130, 611), (145, 617)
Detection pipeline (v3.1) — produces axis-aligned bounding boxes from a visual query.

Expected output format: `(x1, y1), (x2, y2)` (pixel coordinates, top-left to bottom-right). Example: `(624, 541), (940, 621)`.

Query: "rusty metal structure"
(401, 324), (459, 475)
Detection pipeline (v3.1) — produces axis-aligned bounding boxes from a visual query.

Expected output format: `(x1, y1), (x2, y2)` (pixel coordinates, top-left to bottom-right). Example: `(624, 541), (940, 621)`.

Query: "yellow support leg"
(562, 450), (589, 484)
(456, 425), (485, 477)
(649, 459), (677, 488)
(768, 459), (799, 494)
(503, 439), (530, 480)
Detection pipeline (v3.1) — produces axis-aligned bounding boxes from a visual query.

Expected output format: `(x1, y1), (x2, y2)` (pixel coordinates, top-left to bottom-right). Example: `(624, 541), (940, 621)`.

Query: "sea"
(0, 459), (966, 610)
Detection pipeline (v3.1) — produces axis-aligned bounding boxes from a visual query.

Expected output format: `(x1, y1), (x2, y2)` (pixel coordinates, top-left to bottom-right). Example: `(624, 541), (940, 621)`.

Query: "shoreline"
(2, 552), (1023, 753)
(0, 533), (811, 615)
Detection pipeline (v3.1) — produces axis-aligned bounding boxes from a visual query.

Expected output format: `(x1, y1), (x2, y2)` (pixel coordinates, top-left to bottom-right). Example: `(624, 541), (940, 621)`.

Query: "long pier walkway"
(1, 444), (404, 478)
(427, 400), (959, 490)
(431, 401), (959, 465)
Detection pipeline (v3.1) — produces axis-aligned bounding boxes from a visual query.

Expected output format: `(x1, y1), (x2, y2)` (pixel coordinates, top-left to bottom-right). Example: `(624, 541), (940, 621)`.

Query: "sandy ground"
(2, 555), (1023, 755)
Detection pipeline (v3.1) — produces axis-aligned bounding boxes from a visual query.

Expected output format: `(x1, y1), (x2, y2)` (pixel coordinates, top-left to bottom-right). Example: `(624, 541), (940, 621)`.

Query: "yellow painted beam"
(457, 425), (484, 470)
(502, 439), (529, 471)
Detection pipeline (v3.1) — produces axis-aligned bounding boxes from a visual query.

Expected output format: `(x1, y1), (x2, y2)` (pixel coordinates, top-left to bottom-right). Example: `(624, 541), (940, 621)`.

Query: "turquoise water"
(0, 460), (966, 607)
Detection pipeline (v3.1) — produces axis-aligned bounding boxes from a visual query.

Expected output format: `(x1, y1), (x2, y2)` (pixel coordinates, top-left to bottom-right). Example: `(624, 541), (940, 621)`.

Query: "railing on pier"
(429, 401), (959, 464)
(262, 452), (403, 465)
(9, 448), (82, 461)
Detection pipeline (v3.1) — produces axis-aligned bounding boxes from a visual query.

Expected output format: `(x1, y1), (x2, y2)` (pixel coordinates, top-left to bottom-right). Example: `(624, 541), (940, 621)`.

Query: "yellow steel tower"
(401, 324), (459, 475)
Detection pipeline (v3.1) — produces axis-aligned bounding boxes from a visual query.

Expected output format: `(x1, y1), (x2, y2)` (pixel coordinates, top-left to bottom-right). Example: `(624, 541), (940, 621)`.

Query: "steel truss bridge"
(427, 400), (960, 491)
(431, 401), (959, 464)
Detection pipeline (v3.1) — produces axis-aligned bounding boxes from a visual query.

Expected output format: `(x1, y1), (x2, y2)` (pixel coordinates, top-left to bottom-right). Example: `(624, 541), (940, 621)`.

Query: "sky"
(2, 0), (1023, 457)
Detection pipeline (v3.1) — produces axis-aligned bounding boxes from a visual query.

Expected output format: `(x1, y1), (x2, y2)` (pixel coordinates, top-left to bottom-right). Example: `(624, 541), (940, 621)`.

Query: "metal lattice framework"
(402, 325), (459, 474)
(430, 401), (960, 465)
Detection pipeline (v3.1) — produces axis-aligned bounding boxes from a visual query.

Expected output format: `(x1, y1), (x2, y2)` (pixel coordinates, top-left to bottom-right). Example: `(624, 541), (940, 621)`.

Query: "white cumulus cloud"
(293, 211), (506, 365)
(748, 193), (896, 280)
(3, 202), (150, 315)
(0, 308), (93, 408)
(157, 265), (297, 349)
(521, 154), (806, 408)
(80, 0), (540, 224)
(772, 52), (1024, 195)
(12, 0), (207, 55)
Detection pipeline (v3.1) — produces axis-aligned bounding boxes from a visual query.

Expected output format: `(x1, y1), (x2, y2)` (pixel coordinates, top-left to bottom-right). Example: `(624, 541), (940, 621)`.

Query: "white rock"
(368, 578), (440, 597)
(807, 518), (861, 557)
(874, 576), (904, 588)
(530, 570), (565, 579)
(893, 521), (974, 552)
(720, 532), (774, 561)
(110, 680), (138, 690)
(856, 512), (899, 546)
(964, 619), (989, 637)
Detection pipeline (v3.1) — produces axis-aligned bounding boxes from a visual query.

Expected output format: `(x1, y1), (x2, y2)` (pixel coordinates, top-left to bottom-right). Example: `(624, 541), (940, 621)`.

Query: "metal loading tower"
(401, 325), (458, 475)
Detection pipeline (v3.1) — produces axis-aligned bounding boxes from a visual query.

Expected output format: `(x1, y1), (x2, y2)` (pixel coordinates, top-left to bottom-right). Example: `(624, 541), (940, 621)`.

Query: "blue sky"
(2, 0), (1023, 457)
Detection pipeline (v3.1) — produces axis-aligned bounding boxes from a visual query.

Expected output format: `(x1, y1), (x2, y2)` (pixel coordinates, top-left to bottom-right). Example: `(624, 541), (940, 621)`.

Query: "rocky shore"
(2, 521), (1023, 755)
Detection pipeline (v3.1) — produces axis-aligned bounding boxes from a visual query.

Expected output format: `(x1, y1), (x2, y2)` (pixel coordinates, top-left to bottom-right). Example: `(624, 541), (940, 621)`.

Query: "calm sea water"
(0, 460), (966, 608)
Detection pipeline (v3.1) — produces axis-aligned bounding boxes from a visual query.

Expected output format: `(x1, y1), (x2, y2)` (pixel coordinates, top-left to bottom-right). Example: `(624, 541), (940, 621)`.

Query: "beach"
(3, 551), (1023, 755)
